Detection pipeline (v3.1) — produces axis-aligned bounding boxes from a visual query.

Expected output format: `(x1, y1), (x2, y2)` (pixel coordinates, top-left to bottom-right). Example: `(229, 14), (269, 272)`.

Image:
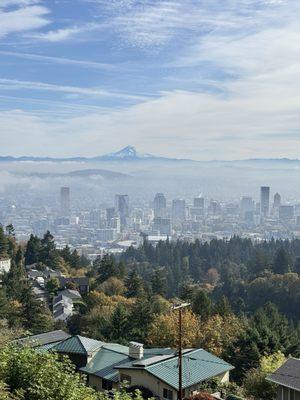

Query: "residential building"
(267, 358), (300, 400)
(0, 258), (11, 274)
(58, 276), (89, 294)
(20, 333), (234, 399)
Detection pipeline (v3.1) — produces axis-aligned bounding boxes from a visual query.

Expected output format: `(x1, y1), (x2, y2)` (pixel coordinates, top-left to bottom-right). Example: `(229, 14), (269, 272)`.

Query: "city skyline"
(1, 1), (300, 159)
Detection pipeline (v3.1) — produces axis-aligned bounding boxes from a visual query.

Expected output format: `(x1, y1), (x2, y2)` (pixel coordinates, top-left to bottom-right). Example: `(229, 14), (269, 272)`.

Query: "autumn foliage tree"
(146, 309), (199, 347)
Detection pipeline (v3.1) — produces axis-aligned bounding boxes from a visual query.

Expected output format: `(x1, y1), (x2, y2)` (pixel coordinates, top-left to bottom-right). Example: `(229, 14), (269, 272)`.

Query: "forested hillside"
(1, 228), (299, 399)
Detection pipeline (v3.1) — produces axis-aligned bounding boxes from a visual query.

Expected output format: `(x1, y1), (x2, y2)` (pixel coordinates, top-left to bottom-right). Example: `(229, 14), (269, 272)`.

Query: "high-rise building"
(115, 194), (129, 227)
(153, 193), (167, 218)
(194, 196), (204, 209)
(153, 217), (171, 235)
(273, 193), (281, 208)
(279, 205), (294, 222)
(240, 196), (254, 220)
(260, 186), (270, 218)
(60, 187), (70, 216)
(172, 199), (186, 223)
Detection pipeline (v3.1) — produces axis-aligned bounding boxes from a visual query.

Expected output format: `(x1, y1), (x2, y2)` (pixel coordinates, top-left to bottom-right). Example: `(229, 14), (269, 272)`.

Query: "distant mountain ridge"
(0, 146), (299, 164)
(17, 169), (129, 179)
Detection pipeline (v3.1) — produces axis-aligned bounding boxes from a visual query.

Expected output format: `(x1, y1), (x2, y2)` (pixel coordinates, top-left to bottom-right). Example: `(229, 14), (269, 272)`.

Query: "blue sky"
(0, 0), (300, 159)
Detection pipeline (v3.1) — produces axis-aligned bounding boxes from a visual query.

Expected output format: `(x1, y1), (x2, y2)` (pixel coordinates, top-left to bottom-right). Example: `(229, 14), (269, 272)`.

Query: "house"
(35, 334), (234, 399)
(53, 295), (73, 321)
(267, 358), (300, 400)
(58, 276), (89, 294)
(16, 329), (70, 350)
(52, 289), (82, 321)
(0, 258), (11, 274)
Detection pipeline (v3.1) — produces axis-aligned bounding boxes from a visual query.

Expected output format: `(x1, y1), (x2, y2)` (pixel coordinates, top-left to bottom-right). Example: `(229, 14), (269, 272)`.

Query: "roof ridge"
(74, 335), (89, 355)
(102, 345), (129, 356)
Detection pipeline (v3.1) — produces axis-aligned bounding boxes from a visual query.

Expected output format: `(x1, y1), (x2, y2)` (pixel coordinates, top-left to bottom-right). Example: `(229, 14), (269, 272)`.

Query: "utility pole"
(171, 302), (190, 400)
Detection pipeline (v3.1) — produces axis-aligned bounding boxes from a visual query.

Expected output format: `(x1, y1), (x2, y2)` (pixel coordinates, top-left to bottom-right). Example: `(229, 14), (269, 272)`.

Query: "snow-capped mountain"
(97, 146), (156, 160)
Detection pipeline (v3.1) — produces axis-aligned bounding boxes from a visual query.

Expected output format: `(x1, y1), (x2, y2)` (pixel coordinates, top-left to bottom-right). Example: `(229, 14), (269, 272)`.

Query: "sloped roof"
(80, 345), (233, 389)
(17, 330), (70, 347)
(53, 335), (103, 355)
(267, 358), (300, 391)
(117, 349), (234, 390)
(80, 348), (129, 382)
(144, 349), (234, 390)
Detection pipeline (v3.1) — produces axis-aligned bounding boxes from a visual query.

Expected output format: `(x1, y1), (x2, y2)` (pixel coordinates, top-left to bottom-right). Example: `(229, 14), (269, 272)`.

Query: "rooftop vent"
(129, 341), (144, 360)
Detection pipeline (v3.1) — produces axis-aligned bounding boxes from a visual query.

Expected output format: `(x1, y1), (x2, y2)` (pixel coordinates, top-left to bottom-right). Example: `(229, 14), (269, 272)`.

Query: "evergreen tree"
(21, 287), (54, 334)
(95, 254), (120, 283)
(294, 256), (300, 274)
(24, 234), (42, 265)
(272, 248), (292, 274)
(110, 303), (129, 343)
(214, 295), (232, 317)
(151, 268), (167, 296)
(0, 289), (8, 318)
(5, 247), (27, 301)
(125, 268), (144, 298)
(192, 290), (212, 320)
(40, 230), (57, 266)
(0, 226), (8, 259)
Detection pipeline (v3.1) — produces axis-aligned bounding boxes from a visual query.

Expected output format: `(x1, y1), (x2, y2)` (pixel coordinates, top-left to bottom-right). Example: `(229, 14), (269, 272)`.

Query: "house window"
(120, 374), (132, 385)
(163, 388), (173, 400)
(102, 379), (113, 390)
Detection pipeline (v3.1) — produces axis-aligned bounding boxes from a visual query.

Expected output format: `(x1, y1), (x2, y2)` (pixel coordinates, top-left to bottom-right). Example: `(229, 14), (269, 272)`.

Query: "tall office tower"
(153, 193), (167, 218)
(209, 200), (221, 216)
(106, 207), (116, 222)
(240, 196), (254, 220)
(172, 199), (186, 223)
(194, 196), (204, 209)
(260, 186), (270, 218)
(273, 193), (281, 208)
(60, 187), (70, 216)
(115, 194), (129, 227)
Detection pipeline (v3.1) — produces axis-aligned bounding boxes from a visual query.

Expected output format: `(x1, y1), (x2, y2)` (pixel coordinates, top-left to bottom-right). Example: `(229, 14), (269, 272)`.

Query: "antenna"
(171, 302), (191, 400)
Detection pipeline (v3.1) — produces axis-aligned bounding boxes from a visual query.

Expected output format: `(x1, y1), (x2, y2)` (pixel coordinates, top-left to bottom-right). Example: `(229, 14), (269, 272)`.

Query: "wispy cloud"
(0, 78), (148, 101)
(28, 23), (100, 42)
(0, 50), (116, 70)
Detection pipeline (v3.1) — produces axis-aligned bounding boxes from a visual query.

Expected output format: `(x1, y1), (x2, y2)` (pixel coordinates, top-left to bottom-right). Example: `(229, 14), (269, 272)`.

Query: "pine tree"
(125, 268), (144, 298)
(151, 268), (167, 296)
(110, 303), (129, 343)
(192, 290), (212, 320)
(272, 248), (292, 274)
(214, 295), (232, 317)
(0, 226), (8, 259)
(24, 234), (42, 265)
(21, 287), (54, 334)
(5, 247), (27, 301)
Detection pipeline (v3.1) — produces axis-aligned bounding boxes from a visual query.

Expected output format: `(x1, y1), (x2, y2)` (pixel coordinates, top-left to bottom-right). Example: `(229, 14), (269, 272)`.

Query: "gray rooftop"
(17, 330), (70, 347)
(267, 358), (300, 392)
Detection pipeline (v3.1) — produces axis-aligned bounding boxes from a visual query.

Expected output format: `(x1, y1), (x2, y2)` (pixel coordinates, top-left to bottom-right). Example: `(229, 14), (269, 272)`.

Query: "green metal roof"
(80, 348), (129, 382)
(52, 335), (103, 355)
(145, 349), (234, 390)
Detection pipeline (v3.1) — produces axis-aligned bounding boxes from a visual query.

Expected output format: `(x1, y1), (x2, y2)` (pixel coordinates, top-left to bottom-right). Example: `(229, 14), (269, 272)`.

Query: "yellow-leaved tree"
(146, 309), (199, 347)
(197, 314), (245, 356)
